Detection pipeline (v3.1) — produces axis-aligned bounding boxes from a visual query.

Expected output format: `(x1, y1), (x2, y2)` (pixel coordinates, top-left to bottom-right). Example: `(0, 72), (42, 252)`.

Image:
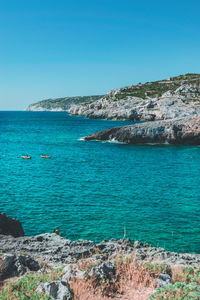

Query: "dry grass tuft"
(70, 255), (156, 300)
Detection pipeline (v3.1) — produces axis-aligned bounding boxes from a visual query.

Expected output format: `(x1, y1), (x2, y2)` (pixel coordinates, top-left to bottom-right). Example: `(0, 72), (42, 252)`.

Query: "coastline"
(1, 230), (200, 299)
(1, 211), (200, 299)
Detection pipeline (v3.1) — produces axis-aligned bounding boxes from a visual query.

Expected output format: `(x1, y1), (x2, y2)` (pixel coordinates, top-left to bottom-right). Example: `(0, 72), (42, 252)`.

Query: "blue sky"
(0, 0), (200, 110)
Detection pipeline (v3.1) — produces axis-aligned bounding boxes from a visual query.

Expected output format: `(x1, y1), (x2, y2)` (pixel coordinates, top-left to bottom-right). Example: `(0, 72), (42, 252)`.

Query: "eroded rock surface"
(83, 117), (200, 145)
(88, 262), (116, 281)
(0, 253), (40, 280)
(37, 280), (73, 300)
(0, 234), (200, 267)
(69, 83), (200, 121)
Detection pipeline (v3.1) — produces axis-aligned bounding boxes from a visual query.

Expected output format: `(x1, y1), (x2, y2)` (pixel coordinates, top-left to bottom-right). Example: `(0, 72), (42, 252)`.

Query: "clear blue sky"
(1, 0), (200, 110)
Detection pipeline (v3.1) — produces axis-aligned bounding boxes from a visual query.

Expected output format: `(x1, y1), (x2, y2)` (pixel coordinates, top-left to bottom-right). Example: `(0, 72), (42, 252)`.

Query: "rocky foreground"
(2, 233), (200, 268)
(83, 117), (200, 145)
(1, 214), (200, 299)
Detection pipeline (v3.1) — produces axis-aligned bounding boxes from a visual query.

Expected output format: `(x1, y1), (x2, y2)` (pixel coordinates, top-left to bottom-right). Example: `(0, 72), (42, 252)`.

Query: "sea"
(0, 111), (200, 253)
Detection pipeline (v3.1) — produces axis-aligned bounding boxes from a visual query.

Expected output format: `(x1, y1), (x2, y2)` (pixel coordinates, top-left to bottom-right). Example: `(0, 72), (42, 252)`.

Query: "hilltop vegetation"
(105, 73), (200, 101)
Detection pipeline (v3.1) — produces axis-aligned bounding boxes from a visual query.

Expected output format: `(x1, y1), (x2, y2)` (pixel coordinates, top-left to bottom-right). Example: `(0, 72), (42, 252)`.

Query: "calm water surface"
(0, 111), (200, 253)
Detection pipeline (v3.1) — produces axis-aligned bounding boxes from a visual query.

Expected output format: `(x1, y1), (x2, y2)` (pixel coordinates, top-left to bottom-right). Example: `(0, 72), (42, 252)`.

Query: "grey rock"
(62, 264), (73, 280)
(0, 253), (40, 280)
(83, 117), (200, 145)
(68, 75), (200, 121)
(0, 234), (200, 269)
(156, 273), (172, 287)
(37, 280), (73, 300)
(0, 213), (24, 237)
(69, 91), (200, 122)
(88, 262), (115, 281)
(74, 269), (86, 279)
(62, 264), (87, 281)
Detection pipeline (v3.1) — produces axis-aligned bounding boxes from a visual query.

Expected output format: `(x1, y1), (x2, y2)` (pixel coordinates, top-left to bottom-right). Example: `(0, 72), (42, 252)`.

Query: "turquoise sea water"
(0, 111), (200, 253)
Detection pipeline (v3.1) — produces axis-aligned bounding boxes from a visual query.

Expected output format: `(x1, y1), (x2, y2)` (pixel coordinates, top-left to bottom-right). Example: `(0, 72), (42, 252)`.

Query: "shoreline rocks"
(0, 233), (200, 268)
(83, 117), (200, 145)
(0, 221), (200, 299)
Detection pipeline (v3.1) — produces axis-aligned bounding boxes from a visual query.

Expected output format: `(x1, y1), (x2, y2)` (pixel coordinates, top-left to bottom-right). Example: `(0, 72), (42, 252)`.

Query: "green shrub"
(150, 282), (200, 300)
(0, 266), (64, 300)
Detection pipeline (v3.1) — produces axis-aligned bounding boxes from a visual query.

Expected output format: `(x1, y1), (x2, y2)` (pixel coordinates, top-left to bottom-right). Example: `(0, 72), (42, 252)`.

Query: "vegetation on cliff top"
(104, 73), (200, 101)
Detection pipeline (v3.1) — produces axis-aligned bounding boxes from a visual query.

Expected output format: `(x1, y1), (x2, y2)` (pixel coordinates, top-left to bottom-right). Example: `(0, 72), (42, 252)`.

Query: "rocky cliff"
(26, 95), (104, 111)
(69, 74), (200, 121)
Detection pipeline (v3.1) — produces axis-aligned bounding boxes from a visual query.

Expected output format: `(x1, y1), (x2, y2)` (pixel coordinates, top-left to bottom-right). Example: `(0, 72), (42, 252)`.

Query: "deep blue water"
(0, 111), (200, 253)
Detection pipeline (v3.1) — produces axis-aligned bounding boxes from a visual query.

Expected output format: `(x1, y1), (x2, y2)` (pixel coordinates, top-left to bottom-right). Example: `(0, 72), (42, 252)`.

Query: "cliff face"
(26, 95), (104, 111)
(69, 74), (200, 121)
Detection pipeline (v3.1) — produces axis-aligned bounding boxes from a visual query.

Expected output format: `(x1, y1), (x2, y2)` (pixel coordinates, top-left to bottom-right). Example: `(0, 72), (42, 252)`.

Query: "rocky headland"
(26, 74), (200, 145)
(1, 214), (200, 299)
(69, 73), (200, 145)
(69, 74), (200, 122)
(83, 117), (200, 145)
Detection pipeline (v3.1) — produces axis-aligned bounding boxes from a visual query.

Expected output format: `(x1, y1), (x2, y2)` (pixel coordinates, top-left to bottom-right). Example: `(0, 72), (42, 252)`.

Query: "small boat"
(21, 155), (31, 159)
(41, 155), (51, 159)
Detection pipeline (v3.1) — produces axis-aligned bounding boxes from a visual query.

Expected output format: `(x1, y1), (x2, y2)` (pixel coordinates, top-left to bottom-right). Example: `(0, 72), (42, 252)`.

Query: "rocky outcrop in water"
(83, 117), (200, 145)
(0, 213), (24, 237)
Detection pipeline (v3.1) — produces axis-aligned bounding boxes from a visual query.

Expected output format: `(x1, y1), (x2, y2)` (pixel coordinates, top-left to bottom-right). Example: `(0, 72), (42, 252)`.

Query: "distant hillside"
(26, 95), (104, 111)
